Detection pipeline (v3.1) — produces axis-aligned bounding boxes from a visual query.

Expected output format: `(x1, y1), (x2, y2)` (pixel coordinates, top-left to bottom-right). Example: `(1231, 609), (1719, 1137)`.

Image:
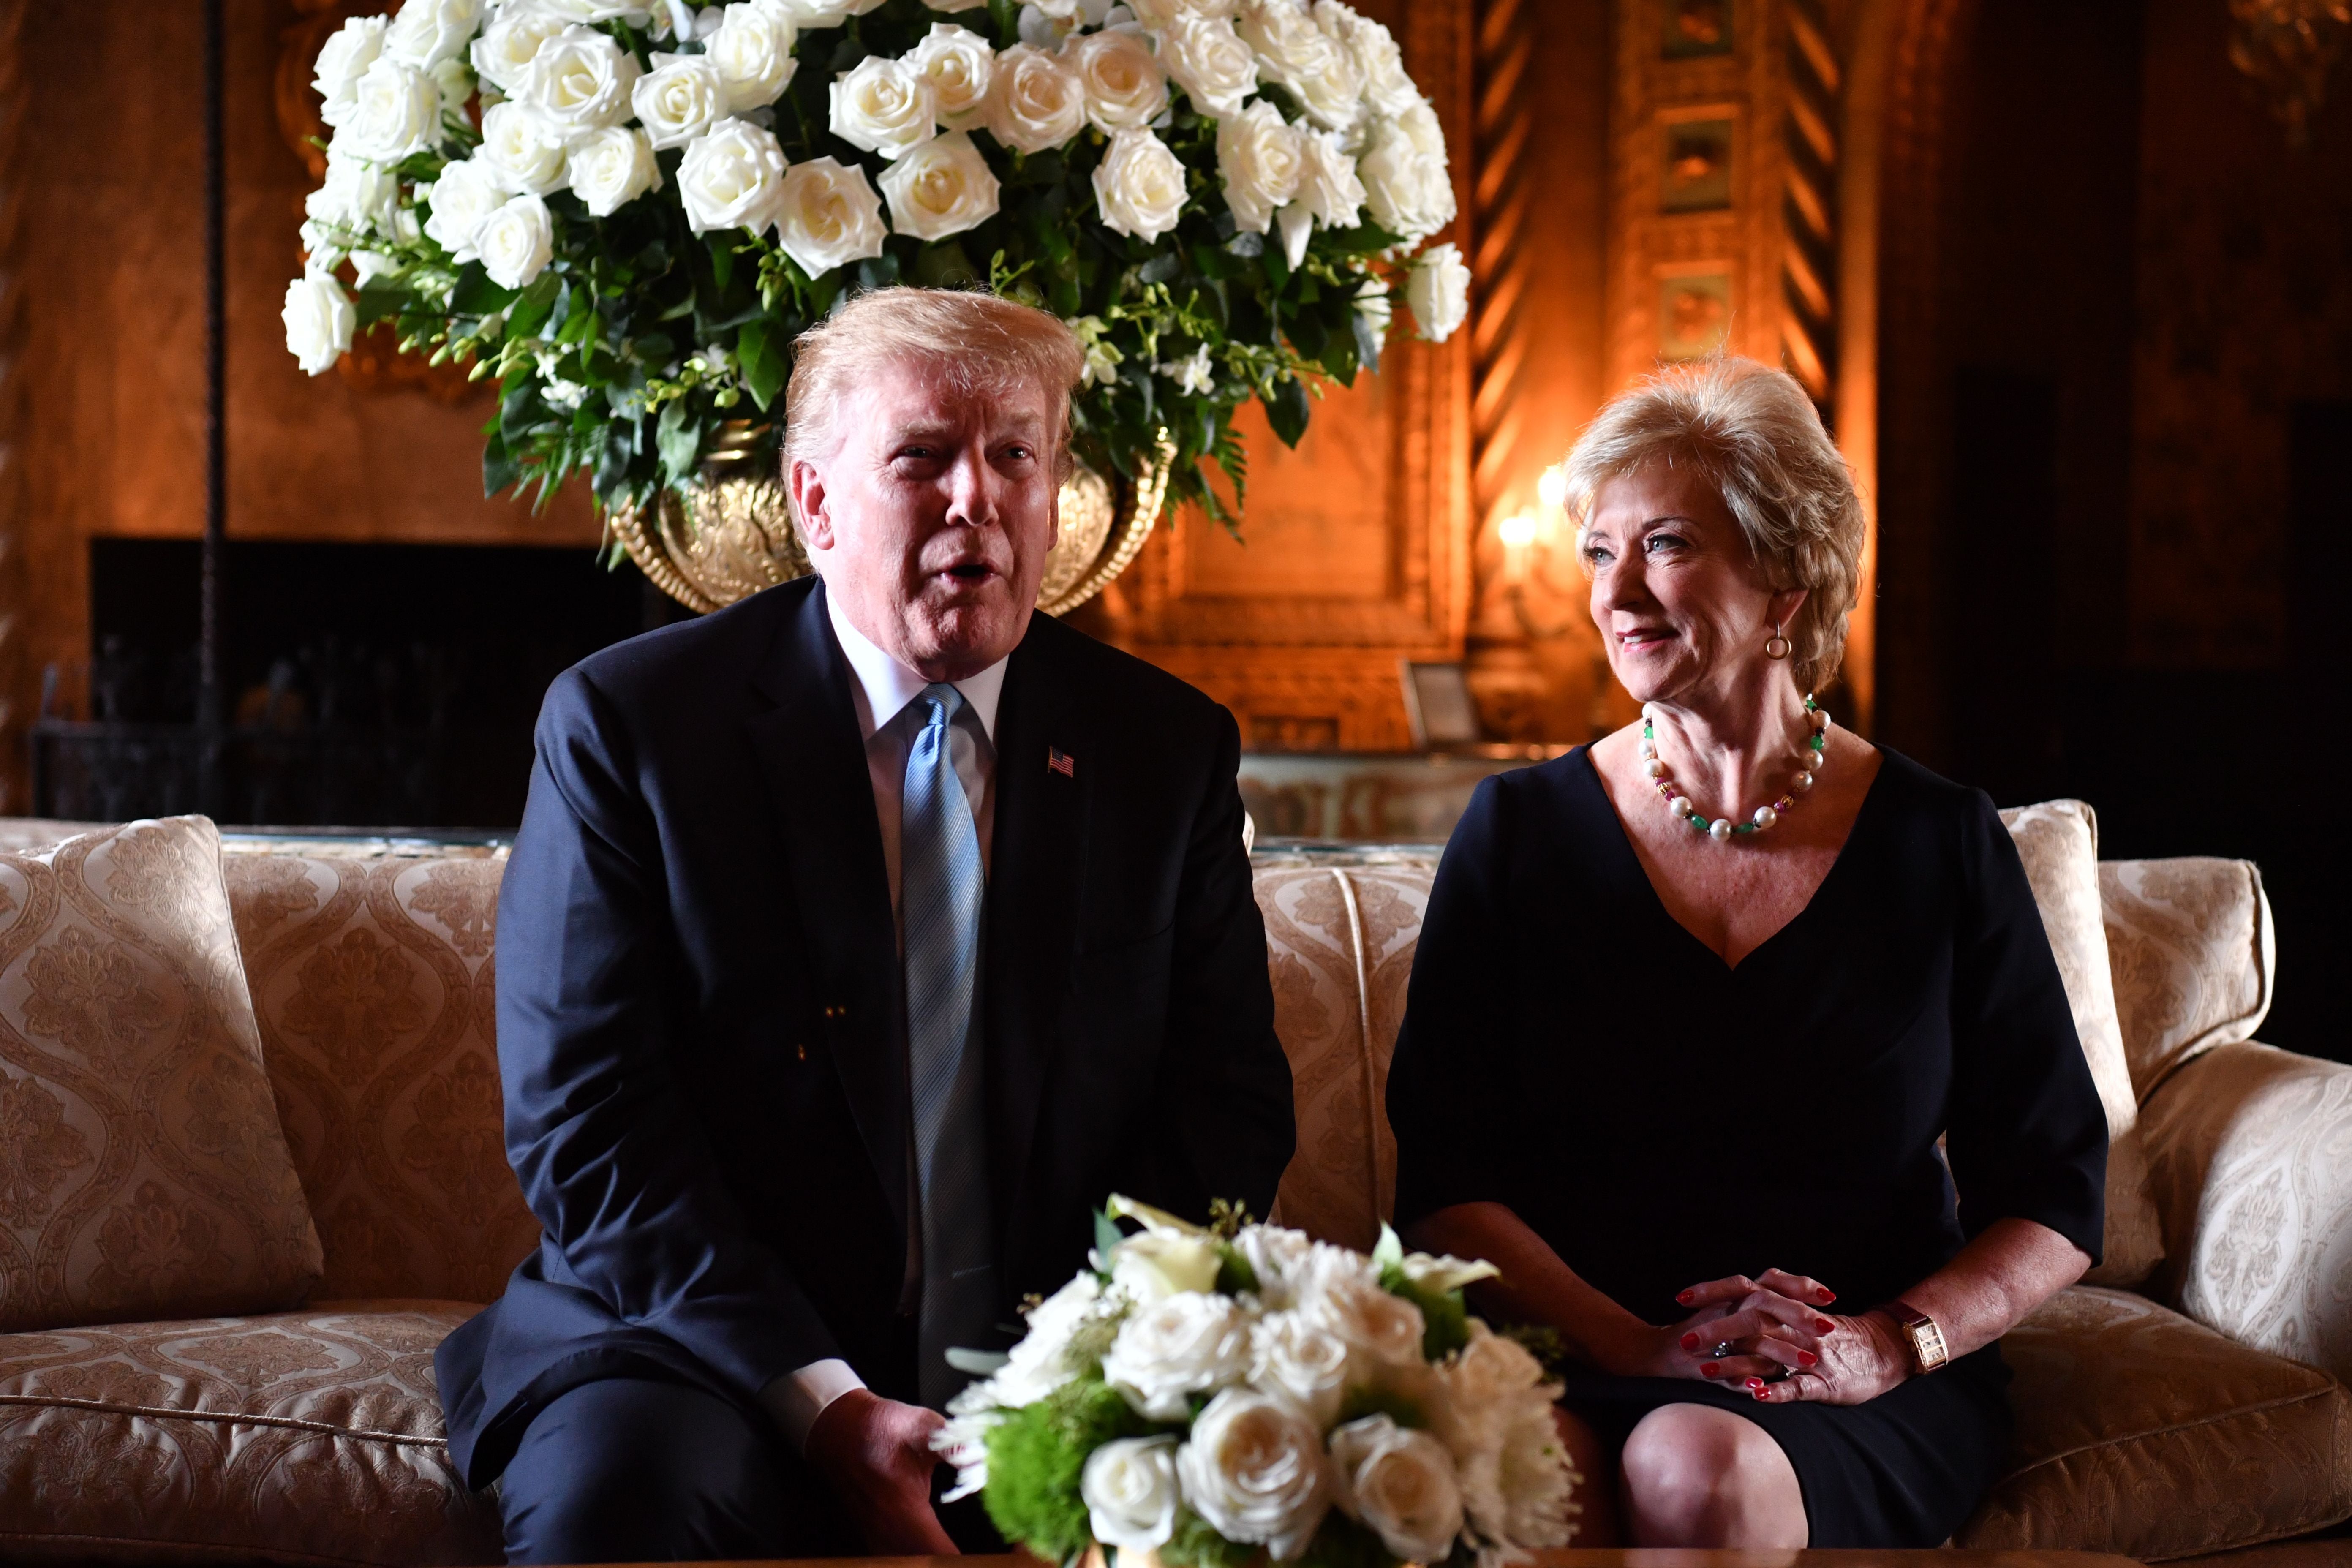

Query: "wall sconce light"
(1537, 463), (1569, 514)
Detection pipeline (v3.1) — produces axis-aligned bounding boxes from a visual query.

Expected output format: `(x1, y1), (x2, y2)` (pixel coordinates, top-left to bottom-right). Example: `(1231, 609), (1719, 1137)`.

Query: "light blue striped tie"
(902, 683), (994, 1410)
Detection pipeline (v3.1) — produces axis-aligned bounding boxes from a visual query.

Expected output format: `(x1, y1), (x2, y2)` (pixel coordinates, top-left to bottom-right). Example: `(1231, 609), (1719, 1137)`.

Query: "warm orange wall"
(15, 0), (599, 719)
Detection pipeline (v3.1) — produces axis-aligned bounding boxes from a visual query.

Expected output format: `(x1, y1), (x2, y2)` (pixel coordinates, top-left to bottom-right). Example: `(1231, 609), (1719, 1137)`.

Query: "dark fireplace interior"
(44, 539), (688, 829)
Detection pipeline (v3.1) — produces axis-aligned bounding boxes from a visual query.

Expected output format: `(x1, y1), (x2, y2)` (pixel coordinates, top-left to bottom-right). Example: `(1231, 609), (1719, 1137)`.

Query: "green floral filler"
(283, 0), (1472, 549)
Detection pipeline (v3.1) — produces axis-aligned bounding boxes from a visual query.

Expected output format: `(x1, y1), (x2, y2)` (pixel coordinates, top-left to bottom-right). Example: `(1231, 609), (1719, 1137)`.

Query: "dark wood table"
(602, 1553), (2146, 1568)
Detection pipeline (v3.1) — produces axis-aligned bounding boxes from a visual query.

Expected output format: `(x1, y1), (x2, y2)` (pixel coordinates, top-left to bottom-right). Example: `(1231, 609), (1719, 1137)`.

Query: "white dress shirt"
(759, 588), (1009, 1450)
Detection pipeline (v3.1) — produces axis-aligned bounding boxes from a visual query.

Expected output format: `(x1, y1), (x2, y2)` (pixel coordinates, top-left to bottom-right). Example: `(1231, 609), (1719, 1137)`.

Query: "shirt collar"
(824, 580), (1007, 744)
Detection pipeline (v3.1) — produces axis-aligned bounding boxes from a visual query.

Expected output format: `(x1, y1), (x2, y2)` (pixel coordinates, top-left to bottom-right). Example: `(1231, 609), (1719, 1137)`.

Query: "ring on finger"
(1710, 1340), (1736, 1359)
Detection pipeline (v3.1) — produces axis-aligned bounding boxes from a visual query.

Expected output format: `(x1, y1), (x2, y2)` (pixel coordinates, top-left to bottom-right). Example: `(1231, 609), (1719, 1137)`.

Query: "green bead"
(1735, 822), (1758, 833)
(1688, 815), (1708, 830)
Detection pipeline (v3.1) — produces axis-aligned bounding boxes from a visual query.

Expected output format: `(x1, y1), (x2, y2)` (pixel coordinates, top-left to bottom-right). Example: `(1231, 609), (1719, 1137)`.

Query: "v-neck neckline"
(1572, 744), (1890, 975)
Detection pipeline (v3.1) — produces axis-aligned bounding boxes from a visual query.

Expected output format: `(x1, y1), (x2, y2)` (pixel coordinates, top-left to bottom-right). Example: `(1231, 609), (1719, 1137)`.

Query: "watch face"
(1911, 1321), (1948, 1369)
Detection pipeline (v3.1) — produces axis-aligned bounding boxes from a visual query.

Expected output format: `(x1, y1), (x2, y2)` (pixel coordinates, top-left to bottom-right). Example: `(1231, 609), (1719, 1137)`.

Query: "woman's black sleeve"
(1941, 792), (2109, 1263)
(1388, 774), (1528, 1230)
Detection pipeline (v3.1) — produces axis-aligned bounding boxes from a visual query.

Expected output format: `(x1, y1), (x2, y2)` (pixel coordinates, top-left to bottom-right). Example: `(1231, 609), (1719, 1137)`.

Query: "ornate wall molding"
(1779, 0), (1841, 406)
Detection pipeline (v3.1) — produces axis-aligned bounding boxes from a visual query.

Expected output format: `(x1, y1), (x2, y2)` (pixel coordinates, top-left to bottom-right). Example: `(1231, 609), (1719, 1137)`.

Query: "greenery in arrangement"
(283, 0), (1470, 541)
(932, 1196), (1579, 1568)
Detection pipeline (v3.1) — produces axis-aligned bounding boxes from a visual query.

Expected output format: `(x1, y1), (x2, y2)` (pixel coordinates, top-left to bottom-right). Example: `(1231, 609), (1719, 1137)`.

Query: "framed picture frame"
(1400, 661), (1483, 750)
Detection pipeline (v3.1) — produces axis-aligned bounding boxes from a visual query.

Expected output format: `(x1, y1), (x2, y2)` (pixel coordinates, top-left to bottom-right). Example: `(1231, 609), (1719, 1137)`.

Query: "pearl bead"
(1754, 806), (1778, 828)
(1639, 742), (1657, 760)
(1671, 797), (1696, 818)
(1709, 818), (1734, 842)
(1643, 758), (1668, 779)
(1794, 771), (1815, 791)
(1812, 709), (1831, 731)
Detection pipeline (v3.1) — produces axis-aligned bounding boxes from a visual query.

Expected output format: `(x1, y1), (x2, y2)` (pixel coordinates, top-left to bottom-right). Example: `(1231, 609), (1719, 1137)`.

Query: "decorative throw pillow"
(0, 818), (323, 1331)
(2097, 858), (2274, 1102)
(1998, 801), (2164, 1288)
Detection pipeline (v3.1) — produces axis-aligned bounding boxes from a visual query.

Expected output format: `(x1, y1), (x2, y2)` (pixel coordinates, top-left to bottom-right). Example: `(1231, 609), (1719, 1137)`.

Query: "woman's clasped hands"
(1619, 1268), (1914, 1406)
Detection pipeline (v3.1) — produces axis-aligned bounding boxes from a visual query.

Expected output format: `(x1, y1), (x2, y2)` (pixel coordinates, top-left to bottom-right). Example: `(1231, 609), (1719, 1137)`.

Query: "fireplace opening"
(37, 539), (695, 828)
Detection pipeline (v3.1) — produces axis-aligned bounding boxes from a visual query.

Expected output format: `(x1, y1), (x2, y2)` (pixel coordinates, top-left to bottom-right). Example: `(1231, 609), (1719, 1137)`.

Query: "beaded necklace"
(1642, 696), (1829, 844)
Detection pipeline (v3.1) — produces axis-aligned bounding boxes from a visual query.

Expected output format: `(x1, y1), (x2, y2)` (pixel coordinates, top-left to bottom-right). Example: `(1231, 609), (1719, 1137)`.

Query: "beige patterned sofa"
(0, 819), (2346, 1565)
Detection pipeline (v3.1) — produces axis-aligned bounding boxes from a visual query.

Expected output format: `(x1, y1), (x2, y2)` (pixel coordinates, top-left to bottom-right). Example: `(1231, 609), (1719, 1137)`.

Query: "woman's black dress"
(1386, 746), (2108, 1547)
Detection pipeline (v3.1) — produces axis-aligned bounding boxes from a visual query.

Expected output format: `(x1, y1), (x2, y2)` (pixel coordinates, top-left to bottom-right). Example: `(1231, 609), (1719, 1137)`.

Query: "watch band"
(1890, 1299), (1949, 1373)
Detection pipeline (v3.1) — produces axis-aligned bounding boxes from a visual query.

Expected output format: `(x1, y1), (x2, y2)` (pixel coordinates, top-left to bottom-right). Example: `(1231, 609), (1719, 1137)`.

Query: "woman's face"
(1582, 464), (1800, 706)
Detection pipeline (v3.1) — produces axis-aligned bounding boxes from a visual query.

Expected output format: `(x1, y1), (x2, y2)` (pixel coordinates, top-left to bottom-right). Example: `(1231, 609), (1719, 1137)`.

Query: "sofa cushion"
(1255, 858), (1435, 1250)
(222, 844), (540, 1305)
(0, 818), (323, 1332)
(0, 1303), (498, 1565)
(1998, 801), (2164, 1288)
(2140, 1042), (2352, 1388)
(2101, 858), (2276, 1101)
(1960, 1285), (2352, 1560)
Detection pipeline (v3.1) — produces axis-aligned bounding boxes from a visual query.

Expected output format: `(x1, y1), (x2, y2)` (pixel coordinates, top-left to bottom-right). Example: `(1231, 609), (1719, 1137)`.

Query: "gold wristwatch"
(1889, 1300), (1949, 1373)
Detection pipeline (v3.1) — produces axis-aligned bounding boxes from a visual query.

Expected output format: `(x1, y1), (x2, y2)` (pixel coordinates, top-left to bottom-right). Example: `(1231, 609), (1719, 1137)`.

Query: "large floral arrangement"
(935, 1197), (1577, 1568)
(282, 0), (1468, 530)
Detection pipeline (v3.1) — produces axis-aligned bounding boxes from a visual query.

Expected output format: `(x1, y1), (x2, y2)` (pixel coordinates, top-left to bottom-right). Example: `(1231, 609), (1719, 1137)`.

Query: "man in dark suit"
(435, 288), (1296, 1563)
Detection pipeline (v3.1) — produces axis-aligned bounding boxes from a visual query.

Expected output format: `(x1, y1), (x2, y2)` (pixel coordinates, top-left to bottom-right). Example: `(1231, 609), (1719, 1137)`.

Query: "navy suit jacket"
(436, 576), (1294, 1485)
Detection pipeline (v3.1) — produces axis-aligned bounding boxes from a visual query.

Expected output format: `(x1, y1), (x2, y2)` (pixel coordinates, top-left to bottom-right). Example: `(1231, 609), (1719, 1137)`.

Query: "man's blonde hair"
(1563, 356), (1865, 693)
(782, 287), (1086, 513)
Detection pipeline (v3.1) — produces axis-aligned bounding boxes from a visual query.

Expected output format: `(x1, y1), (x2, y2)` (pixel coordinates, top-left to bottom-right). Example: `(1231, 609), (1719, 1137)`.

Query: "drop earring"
(1764, 621), (1792, 660)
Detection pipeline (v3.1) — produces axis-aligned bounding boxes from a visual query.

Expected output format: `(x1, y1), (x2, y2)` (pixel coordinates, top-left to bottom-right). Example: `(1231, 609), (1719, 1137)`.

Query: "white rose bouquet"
(283, 0), (1466, 534)
(935, 1196), (1578, 1568)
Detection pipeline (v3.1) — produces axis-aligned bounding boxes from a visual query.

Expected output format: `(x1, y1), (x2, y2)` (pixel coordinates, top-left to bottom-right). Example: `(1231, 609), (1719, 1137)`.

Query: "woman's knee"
(1619, 1405), (1805, 1548)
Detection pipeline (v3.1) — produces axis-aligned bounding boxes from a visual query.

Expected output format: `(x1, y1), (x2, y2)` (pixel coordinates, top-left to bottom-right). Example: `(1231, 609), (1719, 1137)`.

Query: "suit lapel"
(984, 624), (1088, 1247)
(743, 580), (909, 1246)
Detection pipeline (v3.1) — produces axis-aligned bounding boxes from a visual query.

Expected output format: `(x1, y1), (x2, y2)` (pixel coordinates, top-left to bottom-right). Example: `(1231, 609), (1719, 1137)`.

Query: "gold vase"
(610, 423), (1174, 618)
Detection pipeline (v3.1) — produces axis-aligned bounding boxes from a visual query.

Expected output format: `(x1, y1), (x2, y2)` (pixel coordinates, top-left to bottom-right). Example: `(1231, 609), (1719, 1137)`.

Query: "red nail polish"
(1746, 1376), (1764, 1388)
(1818, 1289), (1836, 1303)
(1678, 1289), (1696, 1304)
(1681, 1332), (1700, 1351)
(1817, 1319), (1836, 1333)
(1798, 1351), (1817, 1367)
(1753, 1389), (1768, 1401)
(1701, 1363), (1719, 1377)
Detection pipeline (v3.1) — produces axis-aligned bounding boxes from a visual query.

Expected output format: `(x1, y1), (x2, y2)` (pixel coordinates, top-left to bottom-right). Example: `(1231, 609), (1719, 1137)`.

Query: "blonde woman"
(1388, 358), (2105, 1549)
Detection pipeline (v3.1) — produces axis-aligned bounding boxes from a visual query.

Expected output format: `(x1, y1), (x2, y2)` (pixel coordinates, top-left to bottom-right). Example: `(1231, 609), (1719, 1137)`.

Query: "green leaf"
(708, 234), (735, 293)
(1093, 1208), (1126, 1271)
(656, 397), (702, 483)
(451, 262), (521, 318)
(987, 0), (1021, 47)
(1264, 373), (1311, 448)
(736, 317), (787, 411)
(482, 429), (521, 498)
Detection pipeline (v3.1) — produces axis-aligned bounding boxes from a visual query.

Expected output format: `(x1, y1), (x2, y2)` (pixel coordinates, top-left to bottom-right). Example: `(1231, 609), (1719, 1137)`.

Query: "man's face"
(792, 357), (1061, 682)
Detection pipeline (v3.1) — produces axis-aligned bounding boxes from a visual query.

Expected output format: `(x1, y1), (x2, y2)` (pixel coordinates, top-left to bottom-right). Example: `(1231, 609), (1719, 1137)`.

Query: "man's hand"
(804, 1389), (959, 1555)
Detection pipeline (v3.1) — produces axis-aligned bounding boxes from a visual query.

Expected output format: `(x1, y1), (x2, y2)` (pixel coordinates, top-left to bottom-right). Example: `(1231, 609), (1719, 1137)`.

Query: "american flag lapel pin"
(1048, 747), (1075, 778)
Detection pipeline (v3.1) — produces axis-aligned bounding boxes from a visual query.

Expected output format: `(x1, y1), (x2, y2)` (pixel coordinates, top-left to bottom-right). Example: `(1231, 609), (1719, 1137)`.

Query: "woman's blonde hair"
(782, 286), (1086, 513)
(1562, 356), (1865, 693)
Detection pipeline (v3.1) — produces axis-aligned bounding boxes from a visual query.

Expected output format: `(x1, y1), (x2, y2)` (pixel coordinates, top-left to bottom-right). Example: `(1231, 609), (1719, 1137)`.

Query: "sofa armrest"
(2140, 1040), (2352, 1384)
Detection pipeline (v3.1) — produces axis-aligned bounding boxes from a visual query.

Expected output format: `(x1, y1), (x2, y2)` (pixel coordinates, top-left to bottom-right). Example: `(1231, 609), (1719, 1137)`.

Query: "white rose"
(709, 2), (800, 112)
(678, 117), (790, 234)
(1153, 13), (1255, 117)
(471, 1), (568, 93)
(1067, 29), (1167, 132)
(986, 43), (1086, 152)
(478, 193), (555, 287)
(1354, 278), (1391, 339)
(313, 15), (388, 127)
(1216, 98), (1301, 233)
(770, 0), (886, 22)
(1359, 103), (1454, 240)
(342, 55), (444, 159)
(1176, 1388), (1331, 1561)
(1407, 241), (1469, 342)
(541, 0), (657, 20)
(1092, 126), (1187, 240)
(478, 100), (572, 194)
(1328, 1414), (1466, 1564)
(1231, 1223), (1315, 1307)
(632, 54), (728, 150)
(1297, 1244), (1426, 1366)
(1250, 1307), (1353, 1426)
(282, 270), (356, 375)
(1313, 2), (1413, 115)
(1129, 0), (1238, 22)
(385, 0), (487, 68)
(566, 124), (662, 215)
(305, 154), (402, 234)
(830, 56), (938, 158)
(1101, 1290), (1252, 1420)
(773, 155), (888, 277)
(992, 1271), (1108, 1408)
(878, 131), (1001, 240)
(908, 24), (995, 129)
(1453, 1393), (1574, 1552)
(1082, 1436), (1182, 1553)
(1293, 126), (1364, 227)
(1111, 1229), (1225, 1305)
(1237, 0), (1360, 130)
(422, 155), (511, 258)
(521, 25), (642, 138)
